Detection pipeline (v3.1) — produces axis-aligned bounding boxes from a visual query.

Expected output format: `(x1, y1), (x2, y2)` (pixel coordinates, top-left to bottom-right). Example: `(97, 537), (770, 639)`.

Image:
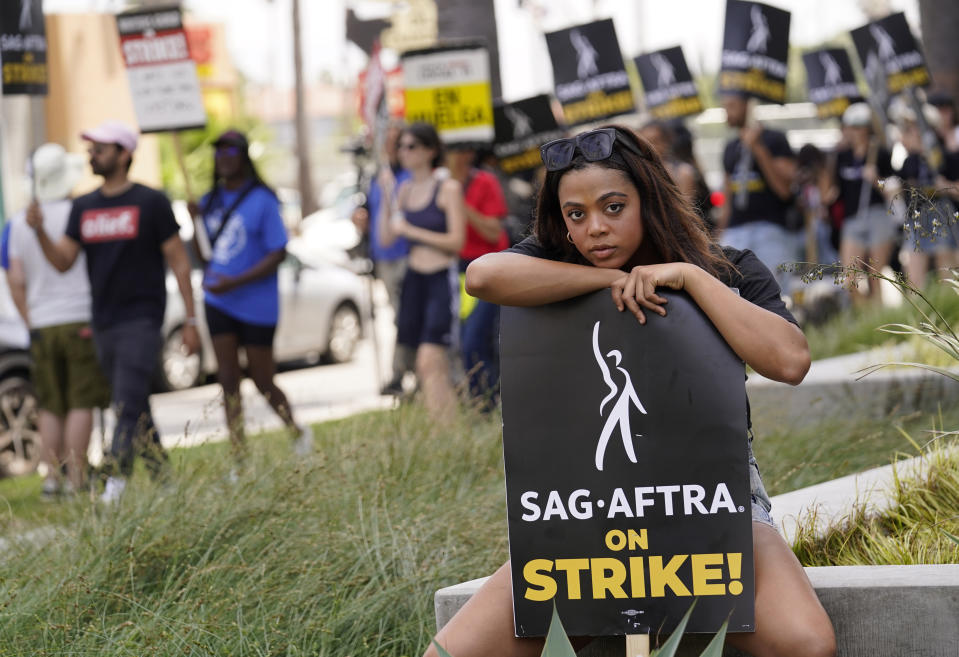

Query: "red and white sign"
(80, 207), (141, 243)
(116, 7), (206, 133)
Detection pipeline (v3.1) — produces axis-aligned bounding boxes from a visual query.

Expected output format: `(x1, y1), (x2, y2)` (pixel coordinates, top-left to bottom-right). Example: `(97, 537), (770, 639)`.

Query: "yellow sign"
(402, 46), (494, 143)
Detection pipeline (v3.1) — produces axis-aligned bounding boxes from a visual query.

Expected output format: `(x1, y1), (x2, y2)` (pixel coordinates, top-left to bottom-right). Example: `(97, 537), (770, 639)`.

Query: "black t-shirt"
(505, 235), (797, 326)
(835, 146), (894, 218)
(722, 129), (795, 228)
(66, 183), (179, 329)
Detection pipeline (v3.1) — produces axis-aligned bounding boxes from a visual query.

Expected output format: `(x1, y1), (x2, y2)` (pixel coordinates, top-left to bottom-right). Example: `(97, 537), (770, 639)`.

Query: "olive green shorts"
(30, 322), (111, 417)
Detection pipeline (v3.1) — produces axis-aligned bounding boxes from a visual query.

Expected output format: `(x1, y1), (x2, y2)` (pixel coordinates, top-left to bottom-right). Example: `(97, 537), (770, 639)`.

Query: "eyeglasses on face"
(539, 128), (644, 171)
(398, 141), (423, 151)
(215, 145), (241, 157)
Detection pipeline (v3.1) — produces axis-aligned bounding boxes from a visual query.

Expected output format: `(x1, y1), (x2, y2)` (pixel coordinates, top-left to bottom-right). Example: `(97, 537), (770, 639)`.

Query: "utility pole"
(292, 0), (318, 217)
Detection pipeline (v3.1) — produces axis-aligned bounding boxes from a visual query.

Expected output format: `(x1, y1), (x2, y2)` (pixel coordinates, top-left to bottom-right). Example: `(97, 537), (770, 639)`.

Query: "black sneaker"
(380, 380), (404, 396)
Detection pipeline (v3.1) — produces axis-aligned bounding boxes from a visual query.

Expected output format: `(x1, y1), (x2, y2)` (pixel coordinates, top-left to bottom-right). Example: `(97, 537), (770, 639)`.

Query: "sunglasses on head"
(540, 128), (644, 171)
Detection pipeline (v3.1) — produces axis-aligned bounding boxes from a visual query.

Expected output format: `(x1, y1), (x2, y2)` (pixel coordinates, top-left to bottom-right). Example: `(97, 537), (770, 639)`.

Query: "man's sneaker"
(100, 476), (127, 504)
(41, 477), (59, 501)
(293, 426), (314, 456)
(380, 379), (404, 396)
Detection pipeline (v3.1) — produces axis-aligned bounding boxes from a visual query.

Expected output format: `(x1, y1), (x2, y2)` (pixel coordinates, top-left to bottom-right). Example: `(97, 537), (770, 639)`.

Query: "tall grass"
(803, 273), (959, 361)
(792, 437), (959, 566)
(0, 406), (508, 656)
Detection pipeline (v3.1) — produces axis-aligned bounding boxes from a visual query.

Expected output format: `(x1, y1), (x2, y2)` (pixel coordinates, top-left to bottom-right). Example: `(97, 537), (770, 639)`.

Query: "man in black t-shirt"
(27, 121), (199, 503)
(718, 93), (799, 291)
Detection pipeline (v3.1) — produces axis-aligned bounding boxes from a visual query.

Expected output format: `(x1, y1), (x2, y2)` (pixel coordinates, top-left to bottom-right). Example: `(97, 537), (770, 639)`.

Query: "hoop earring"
(566, 231), (574, 244)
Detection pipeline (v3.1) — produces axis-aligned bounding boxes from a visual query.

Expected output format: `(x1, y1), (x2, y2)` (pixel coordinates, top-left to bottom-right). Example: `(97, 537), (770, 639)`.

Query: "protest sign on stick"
(634, 46), (702, 120)
(116, 6), (207, 134)
(545, 19), (635, 127)
(402, 43), (494, 146)
(851, 13), (938, 168)
(493, 94), (565, 175)
(1, 0), (48, 96)
(850, 12), (930, 96)
(1, 0), (49, 206)
(719, 0), (791, 104)
(500, 290), (755, 640)
(802, 48), (862, 120)
(116, 5), (206, 242)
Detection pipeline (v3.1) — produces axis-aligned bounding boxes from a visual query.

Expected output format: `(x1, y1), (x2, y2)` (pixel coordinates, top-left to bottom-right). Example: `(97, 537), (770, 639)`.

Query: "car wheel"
(324, 303), (361, 364)
(0, 376), (41, 478)
(156, 325), (203, 392)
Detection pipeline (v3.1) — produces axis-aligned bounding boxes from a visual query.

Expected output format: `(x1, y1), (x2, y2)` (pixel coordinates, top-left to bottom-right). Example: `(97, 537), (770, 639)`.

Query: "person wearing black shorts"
(193, 131), (312, 462)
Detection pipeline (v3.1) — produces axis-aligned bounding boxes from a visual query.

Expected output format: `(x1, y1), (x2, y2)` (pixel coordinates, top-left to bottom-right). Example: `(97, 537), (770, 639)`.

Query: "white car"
(158, 205), (370, 392)
(0, 268), (40, 477)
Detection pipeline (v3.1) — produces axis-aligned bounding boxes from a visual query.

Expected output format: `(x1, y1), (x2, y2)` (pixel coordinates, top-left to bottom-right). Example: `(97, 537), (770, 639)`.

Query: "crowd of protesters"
(3, 122), (314, 502)
(4, 86), (959, 494)
(350, 92), (959, 422)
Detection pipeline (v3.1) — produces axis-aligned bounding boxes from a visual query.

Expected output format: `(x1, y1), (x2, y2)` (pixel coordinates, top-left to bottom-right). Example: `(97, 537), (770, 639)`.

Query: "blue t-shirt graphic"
(201, 185), (288, 326)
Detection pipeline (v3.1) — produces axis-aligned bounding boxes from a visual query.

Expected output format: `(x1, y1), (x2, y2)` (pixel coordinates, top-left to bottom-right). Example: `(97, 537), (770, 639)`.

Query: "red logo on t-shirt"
(80, 207), (140, 242)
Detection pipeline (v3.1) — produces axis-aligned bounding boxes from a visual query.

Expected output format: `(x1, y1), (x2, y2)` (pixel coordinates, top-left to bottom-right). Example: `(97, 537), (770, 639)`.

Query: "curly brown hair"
(533, 124), (732, 278)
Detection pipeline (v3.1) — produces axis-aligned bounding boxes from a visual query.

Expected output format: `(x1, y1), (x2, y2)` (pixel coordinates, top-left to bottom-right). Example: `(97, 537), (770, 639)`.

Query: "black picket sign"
(719, 0), (791, 104)
(634, 46), (702, 120)
(493, 94), (566, 174)
(850, 12), (930, 95)
(802, 48), (863, 119)
(501, 290), (755, 638)
(544, 19), (635, 127)
(0, 0), (48, 96)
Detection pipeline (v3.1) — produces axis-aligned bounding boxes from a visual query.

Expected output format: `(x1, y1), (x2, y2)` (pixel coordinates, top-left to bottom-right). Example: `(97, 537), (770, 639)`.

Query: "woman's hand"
(391, 212), (410, 238)
(204, 272), (239, 295)
(611, 262), (695, 324)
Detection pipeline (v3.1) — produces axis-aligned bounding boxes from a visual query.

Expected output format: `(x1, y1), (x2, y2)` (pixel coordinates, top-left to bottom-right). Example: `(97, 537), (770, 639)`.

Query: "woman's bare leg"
(424, 562), (545, 657)
(416, 343), (456, 423)
(727, 523), (836, 657)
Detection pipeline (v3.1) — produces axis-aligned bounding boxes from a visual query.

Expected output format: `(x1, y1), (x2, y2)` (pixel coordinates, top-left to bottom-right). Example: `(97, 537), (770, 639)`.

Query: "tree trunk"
(292, 0), (318, 217)
(435, 0), (501, 100)
(918, 0), (959, 101)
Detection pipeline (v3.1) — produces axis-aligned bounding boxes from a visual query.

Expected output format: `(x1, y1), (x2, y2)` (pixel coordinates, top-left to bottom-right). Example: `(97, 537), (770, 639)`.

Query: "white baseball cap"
(80, 120), (139, 152)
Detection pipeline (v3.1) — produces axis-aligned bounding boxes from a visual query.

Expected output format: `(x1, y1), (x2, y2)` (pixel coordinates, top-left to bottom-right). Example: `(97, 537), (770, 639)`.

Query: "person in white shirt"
(6, 143), (110, 497)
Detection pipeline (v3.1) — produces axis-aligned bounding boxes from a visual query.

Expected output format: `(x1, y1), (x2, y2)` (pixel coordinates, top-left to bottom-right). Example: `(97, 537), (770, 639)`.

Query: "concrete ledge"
(435, 565), (959, 657)
(747, 351), (959, 428)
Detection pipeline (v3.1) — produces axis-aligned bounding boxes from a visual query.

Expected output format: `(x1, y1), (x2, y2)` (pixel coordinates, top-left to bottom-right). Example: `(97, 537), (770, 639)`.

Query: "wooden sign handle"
(171, 132), (195, 201)
(626, 633), (650, 657)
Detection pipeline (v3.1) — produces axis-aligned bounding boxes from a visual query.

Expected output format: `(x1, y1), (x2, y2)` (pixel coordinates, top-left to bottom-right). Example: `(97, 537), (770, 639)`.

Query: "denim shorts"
(841, 204), (896, 248)
(905, 199), (958, 253)
(748, 438), (776, 530)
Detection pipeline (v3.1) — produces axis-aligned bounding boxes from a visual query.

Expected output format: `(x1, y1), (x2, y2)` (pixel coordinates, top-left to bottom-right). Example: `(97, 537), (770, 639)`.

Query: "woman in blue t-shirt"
(195, 130), (312, 462)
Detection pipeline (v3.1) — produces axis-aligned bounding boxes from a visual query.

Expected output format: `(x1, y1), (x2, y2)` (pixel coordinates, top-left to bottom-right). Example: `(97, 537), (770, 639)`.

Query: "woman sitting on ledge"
(424, 126), (836, 657)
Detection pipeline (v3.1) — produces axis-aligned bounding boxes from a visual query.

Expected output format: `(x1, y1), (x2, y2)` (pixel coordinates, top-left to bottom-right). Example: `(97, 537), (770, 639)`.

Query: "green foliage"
(802, 270), (959, 361)
(0, 406), (507, 656)
(791, 436), (959, 566)
(542, 605), (577, 657)
(750, 404), (959, 496)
